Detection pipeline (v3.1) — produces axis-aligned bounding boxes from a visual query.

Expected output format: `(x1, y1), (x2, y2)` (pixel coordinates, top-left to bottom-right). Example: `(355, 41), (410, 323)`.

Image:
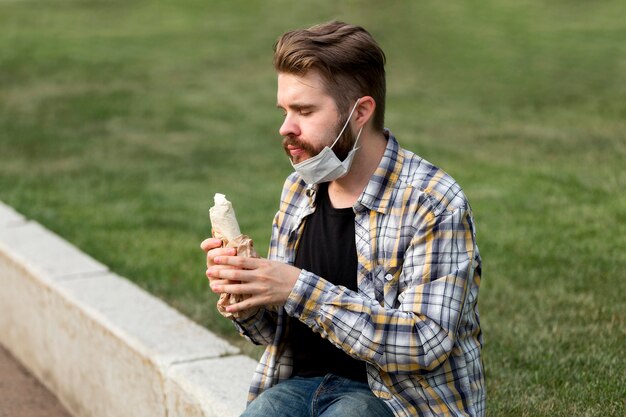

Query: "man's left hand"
(207, 256), (301, 313)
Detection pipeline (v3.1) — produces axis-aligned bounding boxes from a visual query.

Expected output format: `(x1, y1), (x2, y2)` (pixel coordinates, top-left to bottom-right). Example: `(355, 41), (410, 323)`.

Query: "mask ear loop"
(352, 125), (364, 151)
(329, 98), (361, 149)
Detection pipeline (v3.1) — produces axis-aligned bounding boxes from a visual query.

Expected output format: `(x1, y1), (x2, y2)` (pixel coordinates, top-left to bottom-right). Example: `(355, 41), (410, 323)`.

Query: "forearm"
(284, 266), (473, 374)
(232, 306), (278, 346)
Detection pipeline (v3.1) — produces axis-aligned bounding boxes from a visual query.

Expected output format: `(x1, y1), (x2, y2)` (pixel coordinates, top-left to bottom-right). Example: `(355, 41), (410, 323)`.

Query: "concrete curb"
(0, 201), (257, 417)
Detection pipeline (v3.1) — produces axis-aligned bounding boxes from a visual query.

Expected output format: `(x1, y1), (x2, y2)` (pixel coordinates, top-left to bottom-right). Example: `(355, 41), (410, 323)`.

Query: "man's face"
(277, 71), (356, 164)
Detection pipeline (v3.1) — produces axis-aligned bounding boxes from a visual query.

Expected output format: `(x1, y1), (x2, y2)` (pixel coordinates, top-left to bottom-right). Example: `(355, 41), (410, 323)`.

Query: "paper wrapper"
(209, 193), (258, 319)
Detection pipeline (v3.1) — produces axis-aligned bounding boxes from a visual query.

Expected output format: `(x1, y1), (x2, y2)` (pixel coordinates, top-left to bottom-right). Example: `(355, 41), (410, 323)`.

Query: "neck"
(327, 129), (387, 209)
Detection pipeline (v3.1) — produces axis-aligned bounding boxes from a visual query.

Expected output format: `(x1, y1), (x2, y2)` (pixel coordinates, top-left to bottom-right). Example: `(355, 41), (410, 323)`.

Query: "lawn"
(1, 1), (624, 415)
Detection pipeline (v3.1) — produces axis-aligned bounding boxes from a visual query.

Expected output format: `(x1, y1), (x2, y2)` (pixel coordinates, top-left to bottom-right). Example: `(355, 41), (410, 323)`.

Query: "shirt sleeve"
(283, 205), (478, 374)
(232, 307), (278, 346)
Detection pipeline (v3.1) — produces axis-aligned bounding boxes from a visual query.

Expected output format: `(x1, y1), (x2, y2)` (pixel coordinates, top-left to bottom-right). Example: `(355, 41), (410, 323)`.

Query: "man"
(201, 21), (485, 417)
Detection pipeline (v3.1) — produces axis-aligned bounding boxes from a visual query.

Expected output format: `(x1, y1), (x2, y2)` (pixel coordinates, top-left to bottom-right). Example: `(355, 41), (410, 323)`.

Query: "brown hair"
(273, 21), (386, 130)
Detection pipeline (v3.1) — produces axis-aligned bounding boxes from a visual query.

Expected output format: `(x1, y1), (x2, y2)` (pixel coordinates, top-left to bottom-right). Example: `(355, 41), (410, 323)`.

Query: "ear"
(353, 96), (376, 129)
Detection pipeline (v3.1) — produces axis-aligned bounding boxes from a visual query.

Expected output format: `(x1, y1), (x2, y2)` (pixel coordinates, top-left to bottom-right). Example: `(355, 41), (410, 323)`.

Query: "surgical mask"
(291, 98), (363, 185)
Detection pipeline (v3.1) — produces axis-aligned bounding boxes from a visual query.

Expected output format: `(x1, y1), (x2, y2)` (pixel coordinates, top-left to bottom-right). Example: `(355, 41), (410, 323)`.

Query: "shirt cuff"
(284, 269), (325, 321)
(233, 306), (263, 326)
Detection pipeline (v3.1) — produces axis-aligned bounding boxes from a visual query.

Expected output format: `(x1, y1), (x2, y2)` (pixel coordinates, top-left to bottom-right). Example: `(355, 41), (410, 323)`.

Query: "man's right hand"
(200, 237), (238, 291)
(201, 237), (260, 319)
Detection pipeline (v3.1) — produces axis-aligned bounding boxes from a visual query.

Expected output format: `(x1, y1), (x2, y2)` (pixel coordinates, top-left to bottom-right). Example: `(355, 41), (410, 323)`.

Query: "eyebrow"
(276, 103), (316, 111)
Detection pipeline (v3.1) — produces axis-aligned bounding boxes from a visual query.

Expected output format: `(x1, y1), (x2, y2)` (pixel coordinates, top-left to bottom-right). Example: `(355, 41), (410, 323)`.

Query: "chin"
(291, 154), (310, 165)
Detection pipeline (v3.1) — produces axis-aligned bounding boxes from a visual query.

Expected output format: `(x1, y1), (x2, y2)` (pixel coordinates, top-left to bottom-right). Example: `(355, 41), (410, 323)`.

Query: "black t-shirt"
(289, 183), (367, 382)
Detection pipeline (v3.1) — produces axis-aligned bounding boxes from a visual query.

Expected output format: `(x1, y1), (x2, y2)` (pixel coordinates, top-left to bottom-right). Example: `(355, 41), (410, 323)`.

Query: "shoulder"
(396, 147), (469, 216)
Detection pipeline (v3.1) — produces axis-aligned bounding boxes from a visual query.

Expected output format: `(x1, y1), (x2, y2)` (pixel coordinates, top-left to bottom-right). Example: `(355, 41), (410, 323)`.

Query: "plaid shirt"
(234, 131), (485, 416)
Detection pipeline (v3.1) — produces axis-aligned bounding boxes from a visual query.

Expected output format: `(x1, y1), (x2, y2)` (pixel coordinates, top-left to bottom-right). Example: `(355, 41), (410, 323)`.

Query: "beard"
(282, 116), (357, 163)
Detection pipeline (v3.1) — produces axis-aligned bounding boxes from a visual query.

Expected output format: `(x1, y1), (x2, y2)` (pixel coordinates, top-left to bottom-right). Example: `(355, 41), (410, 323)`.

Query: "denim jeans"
(240, 374), (395, 417)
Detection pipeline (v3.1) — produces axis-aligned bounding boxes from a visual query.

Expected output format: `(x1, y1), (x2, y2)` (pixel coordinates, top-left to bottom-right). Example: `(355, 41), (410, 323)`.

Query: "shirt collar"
(355, 129), (403, 215)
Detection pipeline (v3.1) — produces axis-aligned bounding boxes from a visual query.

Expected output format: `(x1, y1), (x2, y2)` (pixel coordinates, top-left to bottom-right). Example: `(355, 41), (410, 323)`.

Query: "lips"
(287, 145), (304, 157)
(283, 137), (313, 163)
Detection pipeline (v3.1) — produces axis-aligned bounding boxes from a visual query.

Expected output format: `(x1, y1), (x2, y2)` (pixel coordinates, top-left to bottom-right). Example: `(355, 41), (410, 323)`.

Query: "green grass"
(1, 1), (624, 415)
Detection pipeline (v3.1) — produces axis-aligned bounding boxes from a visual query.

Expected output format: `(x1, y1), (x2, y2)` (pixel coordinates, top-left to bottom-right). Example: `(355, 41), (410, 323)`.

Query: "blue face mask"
(291, 99), (363, 185)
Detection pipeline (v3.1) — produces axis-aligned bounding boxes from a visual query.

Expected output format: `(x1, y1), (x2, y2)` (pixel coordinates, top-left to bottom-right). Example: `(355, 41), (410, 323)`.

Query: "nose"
(279, 113), (300, 138)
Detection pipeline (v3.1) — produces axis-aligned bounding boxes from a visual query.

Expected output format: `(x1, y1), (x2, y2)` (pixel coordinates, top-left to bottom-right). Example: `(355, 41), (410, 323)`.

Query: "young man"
(201, 21), (485, 417)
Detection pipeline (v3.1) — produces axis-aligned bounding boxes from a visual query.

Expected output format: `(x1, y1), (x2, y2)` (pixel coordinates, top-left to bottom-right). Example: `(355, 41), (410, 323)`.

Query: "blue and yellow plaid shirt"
(234, 131), (485, 416)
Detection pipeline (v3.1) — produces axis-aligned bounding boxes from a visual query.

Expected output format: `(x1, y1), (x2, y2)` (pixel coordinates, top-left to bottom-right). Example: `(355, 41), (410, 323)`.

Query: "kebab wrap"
(209, 193), (257, 319)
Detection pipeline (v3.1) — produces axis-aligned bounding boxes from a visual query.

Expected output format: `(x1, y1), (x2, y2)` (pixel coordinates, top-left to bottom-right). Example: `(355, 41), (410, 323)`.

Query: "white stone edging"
(0, 201), (256, 417)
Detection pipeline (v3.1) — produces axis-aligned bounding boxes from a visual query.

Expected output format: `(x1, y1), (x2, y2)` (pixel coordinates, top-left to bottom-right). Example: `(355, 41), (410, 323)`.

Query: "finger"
(225, 296), (268, 313)
(208, 278), (238, 293)
(211, 280), (253, 295)
(205, 265), (238, 281)
(214, 255), (261, 269)
(207, 266), (239, 281)
(208, 247), (237, 260)
(200, 237), (223, 252)
(206, 247), (237, 267)
(208, 266), (259, 283)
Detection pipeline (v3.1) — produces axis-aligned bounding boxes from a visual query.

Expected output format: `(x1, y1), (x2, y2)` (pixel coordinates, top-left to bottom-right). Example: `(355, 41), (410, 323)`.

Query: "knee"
(323, 391), (394, 417)
(241, 394), (279, 417)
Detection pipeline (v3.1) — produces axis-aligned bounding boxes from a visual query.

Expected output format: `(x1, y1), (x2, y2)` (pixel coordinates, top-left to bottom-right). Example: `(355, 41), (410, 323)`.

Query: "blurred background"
(1, 1), (624, 415)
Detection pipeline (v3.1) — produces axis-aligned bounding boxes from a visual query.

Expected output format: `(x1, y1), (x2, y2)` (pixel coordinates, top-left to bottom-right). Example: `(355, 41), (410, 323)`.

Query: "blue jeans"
(240, 374), (395, 417)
